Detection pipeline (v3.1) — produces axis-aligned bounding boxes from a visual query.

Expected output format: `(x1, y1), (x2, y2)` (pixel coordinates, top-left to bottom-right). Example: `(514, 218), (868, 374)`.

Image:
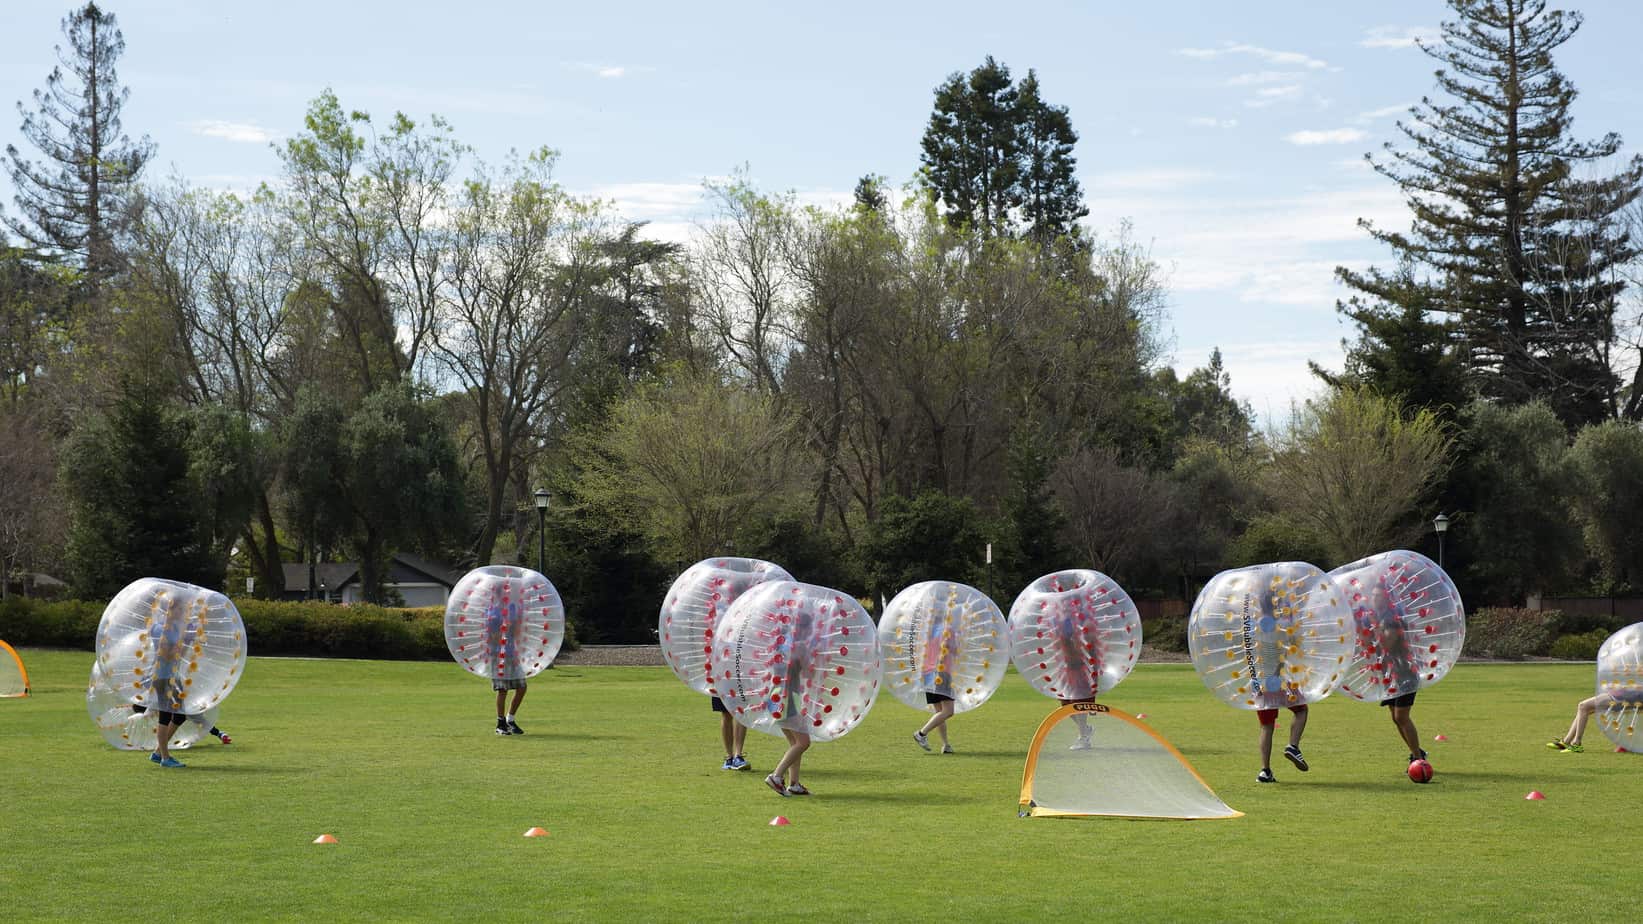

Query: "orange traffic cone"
(523, 827), (549, 838)
(768, 816), (791, 826)
(312, 833), (338, 844)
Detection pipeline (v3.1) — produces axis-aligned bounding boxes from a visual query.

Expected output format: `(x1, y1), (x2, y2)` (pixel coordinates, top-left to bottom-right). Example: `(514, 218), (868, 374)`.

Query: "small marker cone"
(768, 816), (791, 826)
(1434, 734), (1448, 741)
(523, 827), (549, 838)
(1617, 746), (1629, 753)
(1525, 791), (1546, 801)
(312, 833), (338, 844)
(1136, 713), (1148, 719)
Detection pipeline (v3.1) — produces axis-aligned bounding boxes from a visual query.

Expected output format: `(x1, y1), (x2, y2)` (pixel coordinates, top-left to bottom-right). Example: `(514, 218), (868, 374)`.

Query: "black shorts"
(925, 692), (954, 705)
(1380, 692), (1417, 709)
(710, 696), (727, 713)
(157, 711), (186, 726)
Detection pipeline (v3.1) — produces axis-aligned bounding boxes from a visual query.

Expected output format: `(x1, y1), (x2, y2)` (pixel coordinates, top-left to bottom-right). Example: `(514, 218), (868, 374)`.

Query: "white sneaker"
(1069, 735), (1093, 751)
(941, 744), (954, 754)
(913, 731), (931, 752)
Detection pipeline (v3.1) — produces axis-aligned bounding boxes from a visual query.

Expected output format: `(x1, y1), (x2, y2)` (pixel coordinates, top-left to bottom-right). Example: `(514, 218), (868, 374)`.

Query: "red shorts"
(1257, 705), (1308, 726)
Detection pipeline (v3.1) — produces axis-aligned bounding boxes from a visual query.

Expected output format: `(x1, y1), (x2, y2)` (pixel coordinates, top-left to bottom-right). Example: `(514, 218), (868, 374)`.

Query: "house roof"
(280, 562), (360, 593)
(279, 553), (461, 593)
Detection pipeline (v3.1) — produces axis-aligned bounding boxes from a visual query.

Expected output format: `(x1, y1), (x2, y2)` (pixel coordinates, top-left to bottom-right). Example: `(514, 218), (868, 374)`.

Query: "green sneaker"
(1564, 742), (1584, 753)
(1545, 738), (1568, 751)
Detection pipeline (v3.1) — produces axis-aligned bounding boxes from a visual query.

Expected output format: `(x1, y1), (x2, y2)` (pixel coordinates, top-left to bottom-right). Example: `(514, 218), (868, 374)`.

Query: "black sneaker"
(495, 719), (512, 736)
(1256, 768), (1276, 783)
(507, 721), (524, 735)
(1283, 745), (1309, 772)
(1409, 749), (1427, 763)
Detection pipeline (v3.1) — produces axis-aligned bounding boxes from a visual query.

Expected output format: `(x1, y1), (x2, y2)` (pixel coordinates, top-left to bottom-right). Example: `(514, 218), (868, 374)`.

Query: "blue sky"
(4, 0), (1641, 416)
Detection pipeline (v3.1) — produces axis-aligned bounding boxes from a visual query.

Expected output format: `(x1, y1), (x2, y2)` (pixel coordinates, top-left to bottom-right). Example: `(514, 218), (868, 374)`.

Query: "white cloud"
(566, 62), (643, 79)
(1226, 70), (1304, 87)
(1354, 103), (1412, 123)
(1285, 128), (1369, 145)
(1243, 85), (1302, 108)
(1361, 25), (1440, 49)
(1178, 42), (1329, 70)
(187, 119), (280, 144)
(1189, 117), (1239, 129)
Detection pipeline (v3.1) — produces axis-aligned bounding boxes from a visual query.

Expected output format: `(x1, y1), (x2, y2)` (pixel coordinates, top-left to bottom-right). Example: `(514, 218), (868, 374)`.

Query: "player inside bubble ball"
(764, 610), (814, 797)
(143, 595), (195, 768)
(1547, 691), (1630, 753)
(487, 598), (528, 736)
(911, 606), (958, 755)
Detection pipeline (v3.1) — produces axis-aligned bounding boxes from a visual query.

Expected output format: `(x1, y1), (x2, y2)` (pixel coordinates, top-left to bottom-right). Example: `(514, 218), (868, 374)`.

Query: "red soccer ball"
(1407, 758), (1434, 784)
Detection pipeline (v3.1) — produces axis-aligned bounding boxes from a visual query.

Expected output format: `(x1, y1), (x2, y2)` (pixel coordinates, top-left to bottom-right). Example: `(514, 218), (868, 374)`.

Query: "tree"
(1267, 387), (1452, 565)
(1565, 420), (1643, 590)
(4, 3), (152, 286)
(855, 491), (986, 604)
(1338, 0), (1643, 429)
(0, 243), (76, 408)
(0, 408), (64, 597)
(1318, 266), (1472, 419)
(919, 58), (1086, 243)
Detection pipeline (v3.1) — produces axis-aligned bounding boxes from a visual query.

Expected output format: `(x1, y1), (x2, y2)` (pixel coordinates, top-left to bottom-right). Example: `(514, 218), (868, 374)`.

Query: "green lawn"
(1, 649), (1633, 922)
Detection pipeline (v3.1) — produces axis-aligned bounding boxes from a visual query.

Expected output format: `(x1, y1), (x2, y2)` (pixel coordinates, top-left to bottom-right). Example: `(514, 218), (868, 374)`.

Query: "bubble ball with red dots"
(444, 566), (565, 682)
(659, 557), (793, 696)
(1188, 562), (1353, 711)
(714, 581), (883, 742)
(1328, 550), (1465, 702)
(1007, 569), (1142, 703)
(95, 578), (247, 716)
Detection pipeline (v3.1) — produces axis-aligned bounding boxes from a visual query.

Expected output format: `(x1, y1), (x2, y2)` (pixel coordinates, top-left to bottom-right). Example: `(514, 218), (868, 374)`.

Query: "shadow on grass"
(807, 790), (977, 805)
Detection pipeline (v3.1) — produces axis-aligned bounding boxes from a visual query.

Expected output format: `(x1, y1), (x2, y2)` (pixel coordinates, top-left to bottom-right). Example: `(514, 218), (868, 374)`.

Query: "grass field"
(1, 649), (1635, 922)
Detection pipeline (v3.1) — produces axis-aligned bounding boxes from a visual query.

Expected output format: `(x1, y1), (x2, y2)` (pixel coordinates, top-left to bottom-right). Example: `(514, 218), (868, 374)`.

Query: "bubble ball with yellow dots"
(1328, 550), (1465, 702)
(1187, 562), (1351, 711)
(1006, 569), (1143, 702)
(95, 578), (247, 715)
(877, 581), (1008, 714)
(1595, 622), (1643, 751)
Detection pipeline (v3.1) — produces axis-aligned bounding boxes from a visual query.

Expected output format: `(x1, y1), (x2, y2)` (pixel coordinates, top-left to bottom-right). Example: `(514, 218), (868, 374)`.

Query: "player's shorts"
(492, 677), (528, 692)
(1380, 692), (1417, 709)
(156, 711), (186, 726)
(1256, 705), (1308, 727)
(710, 696), (728, 713)
(925, 692), (954, 705)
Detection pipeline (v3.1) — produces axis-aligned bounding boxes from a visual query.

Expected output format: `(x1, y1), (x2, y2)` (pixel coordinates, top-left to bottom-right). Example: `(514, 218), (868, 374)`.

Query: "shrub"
(1549, 629), (1608, 662)
(1461, 607), (1560, 660)
(1141, 614), (1188, 652)
(0, 597), (579, 659)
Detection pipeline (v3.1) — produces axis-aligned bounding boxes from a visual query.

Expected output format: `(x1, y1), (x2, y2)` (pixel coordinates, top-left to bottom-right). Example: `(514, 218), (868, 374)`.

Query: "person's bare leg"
(771, 729), (810, 786)
(1391, 707), (1422, 755)
(1258, 721), (1274, 771)
(720, 712), (736, 759)
(496, 689), (507, 720)
(918, 700), (954, 740)
(733, 721), (748, 761)
(510, 687), (526, 715)
(155, 719), (176, 762)
(1288, 707), (1309, 749)
(1565, 695), (1605, 746)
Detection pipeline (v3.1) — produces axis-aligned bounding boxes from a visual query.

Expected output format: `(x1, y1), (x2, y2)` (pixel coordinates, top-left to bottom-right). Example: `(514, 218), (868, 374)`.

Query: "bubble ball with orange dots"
(95, 578), (247, 715)
(659, 557), (793, 696)
(1187, 562), (1352, 710)
(878, 580), (1008, 713)
(1007, 569), (1143, 703)
(715, 581), (883, 742)
(1328, 550), (1465, 703)
(444, 566), (565, 682)
(1595, 622), (1643, 751)
(87, 658), (219, 750)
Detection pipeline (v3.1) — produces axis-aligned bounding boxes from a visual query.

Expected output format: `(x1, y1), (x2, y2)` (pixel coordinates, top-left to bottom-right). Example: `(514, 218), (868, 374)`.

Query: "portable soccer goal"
(1019, 702), (1240, 819)
(0, 640), (30, 698)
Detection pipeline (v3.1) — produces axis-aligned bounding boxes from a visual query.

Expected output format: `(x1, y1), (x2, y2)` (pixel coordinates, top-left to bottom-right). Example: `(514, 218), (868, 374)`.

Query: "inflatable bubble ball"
(714, 580), (882, 742)
(1595, 622), (1643, 751)
(1188, 562), (1351, 710)
(879, 581), (1008, 714)
(87, 659), (218, 751)
(1329, 550), (1465, 702)
(659, 557), (793, 695)
(1007, 570), (1142, 702)
(445, 566), (565, 681)
(95, 578), (247, 715)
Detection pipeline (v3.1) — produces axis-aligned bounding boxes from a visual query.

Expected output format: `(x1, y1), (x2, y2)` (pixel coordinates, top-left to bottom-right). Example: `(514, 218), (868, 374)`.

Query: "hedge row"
(0, 597), (579, 660)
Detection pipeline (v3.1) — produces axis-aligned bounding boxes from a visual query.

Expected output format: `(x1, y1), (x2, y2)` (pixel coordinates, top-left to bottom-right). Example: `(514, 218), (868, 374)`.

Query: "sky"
(3, 0), (1642, 418)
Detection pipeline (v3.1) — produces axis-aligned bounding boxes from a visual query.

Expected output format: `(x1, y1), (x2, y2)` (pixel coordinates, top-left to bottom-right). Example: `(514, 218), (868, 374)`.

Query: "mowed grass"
(2, 650), (1636, 922)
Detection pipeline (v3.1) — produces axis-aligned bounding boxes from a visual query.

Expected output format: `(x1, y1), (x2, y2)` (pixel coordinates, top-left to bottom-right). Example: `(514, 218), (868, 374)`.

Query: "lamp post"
(1433, 512), (1450, 568)
(533, 488), (550, 575)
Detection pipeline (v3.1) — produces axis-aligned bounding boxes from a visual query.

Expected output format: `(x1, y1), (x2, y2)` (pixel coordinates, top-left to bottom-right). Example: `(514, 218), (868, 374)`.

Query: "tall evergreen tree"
(1338, 0), (1642, 428)
(4, 3), (152, 285)
(1315, 266), (1473, 418)
(1014, 71), (1087, 245)
(919, 57), (1023, 239)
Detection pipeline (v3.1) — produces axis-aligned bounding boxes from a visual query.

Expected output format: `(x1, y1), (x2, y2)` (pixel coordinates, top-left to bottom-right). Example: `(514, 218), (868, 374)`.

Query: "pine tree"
(1014, 71), (1087, 245)
(920, 56), (1021, 239)
(1337, 0), (1642, 428)
(4, 3), (153, 285)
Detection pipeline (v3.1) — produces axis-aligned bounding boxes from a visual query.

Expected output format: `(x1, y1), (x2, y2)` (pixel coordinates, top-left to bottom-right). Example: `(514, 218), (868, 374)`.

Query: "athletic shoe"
(495, 720), (512, 736)
(1564, 742), (1585, 753)
(913, 731), (931, 751)
(764, 774), (789, 796)
(1068, 735), (1094, 751)
(730, 755), (752, 771)
(159, 756), (186, 768)
(1256, 768), (1276, 783)
(786, 783), (811, 796)
(1546, 738), (1568, 751)
(149, 752), (162, 764)
(721, 757), (736, 770)
(941, 744), (955, 754)
(507, 721), (524, 735)
(1408, 748), (1428, 763)
(1283, 745), (1309, 772)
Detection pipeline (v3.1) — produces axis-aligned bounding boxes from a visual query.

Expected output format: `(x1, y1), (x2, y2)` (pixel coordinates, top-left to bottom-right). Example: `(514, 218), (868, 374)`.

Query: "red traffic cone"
(1525, 791), (1546, 801)
(1434, 734), (1448, 741)
(523, 827), (549, 838)
(312, 833), (338, 844)
(1136, 713), (1148, 719)
(768, 816), (791, 826)
(1617, 746), (1629, 753)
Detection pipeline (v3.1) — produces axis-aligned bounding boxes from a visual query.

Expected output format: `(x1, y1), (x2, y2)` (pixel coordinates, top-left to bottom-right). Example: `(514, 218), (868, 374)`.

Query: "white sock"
(506, 713), (516, 723)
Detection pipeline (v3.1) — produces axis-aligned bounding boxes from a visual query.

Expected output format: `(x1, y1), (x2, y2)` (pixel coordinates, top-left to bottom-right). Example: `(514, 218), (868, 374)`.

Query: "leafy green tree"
(996, 429), (1067, 594)
(856, 491), (987, 604)
(1565, 420), (1643, 589)
(60, 380), (216, 597)
(0, 243), (76, 407)
(4, 3), (152, 286)
(1338, 0), (1643, 428)
(1318, 268), (1472, 419)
